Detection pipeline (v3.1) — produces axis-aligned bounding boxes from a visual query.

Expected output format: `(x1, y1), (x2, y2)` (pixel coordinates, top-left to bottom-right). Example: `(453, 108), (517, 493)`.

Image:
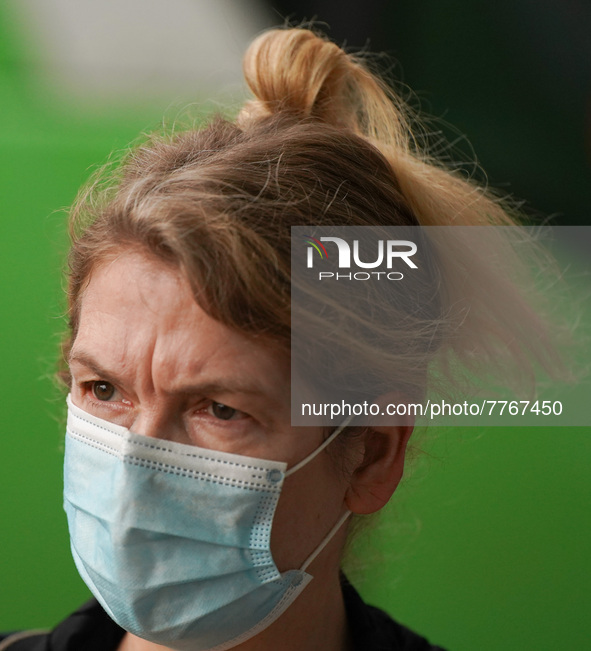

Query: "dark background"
(265, 0), (591, 226)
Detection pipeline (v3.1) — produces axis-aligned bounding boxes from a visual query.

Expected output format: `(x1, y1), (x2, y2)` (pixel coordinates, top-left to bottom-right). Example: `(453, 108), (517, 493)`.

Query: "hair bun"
(240, 28), (355, 127)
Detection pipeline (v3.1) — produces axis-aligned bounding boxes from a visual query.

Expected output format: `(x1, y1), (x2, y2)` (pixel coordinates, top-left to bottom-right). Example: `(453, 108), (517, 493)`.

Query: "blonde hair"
(61, 27), (570, 402)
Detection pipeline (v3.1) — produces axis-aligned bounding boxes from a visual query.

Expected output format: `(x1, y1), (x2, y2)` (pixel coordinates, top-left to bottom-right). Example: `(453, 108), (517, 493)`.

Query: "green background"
(1, 2), (589, 650)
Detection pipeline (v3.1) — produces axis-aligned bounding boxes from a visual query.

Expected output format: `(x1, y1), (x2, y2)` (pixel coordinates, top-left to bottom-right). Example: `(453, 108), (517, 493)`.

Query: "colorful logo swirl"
(304, 236), (328, 259)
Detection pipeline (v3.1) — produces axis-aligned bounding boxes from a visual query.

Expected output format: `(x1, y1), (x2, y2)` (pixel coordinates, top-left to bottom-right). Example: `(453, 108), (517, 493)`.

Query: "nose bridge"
(130, 405), (179, 442)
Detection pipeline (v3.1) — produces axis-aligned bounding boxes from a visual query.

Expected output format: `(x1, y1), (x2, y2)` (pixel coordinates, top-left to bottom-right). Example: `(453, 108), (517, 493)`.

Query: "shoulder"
(342, 576), (448, 651)
(0, 631), (48, 650)
(0, 601), (124, 651)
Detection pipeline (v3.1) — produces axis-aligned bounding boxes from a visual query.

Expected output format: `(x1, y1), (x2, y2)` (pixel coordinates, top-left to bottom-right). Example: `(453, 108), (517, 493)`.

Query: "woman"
(0, 27), (567, 651)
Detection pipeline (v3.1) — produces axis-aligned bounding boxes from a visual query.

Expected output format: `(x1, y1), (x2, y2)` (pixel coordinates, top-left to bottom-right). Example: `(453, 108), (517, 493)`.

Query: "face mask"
(63, 396), (351, 651)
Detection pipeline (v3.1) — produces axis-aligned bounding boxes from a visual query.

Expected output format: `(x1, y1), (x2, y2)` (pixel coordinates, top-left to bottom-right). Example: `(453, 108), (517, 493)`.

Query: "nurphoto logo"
(305, 236), (417, 280)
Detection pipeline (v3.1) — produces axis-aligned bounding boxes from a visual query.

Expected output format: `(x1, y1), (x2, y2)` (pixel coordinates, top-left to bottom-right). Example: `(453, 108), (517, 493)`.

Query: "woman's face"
(68, 249), (352, 573)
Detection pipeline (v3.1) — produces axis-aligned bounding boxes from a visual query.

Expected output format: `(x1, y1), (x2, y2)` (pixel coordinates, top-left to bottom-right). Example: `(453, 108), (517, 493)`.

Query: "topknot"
(239, 28), (361, 130)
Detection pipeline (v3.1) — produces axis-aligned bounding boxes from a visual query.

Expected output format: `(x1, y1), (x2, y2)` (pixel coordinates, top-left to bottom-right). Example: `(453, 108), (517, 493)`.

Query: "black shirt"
(0, 581), (446, 650)
(342, 577), (446, 650)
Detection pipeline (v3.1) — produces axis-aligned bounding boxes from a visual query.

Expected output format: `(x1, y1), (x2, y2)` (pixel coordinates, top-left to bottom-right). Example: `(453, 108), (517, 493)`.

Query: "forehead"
(72, 251), (289, 391)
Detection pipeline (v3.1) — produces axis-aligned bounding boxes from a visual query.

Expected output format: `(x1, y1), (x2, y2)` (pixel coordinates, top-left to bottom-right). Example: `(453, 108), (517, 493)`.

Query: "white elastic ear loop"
(284, 414), (355, 478)
(299, 510), (351, 572)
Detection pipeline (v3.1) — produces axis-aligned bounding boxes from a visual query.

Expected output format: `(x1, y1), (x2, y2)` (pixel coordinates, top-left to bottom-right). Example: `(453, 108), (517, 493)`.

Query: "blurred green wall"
(1, 3), (589, 651)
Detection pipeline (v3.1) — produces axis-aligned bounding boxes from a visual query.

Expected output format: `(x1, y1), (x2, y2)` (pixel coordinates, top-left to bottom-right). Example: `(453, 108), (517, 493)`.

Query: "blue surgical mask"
(63, 396), (351, 651)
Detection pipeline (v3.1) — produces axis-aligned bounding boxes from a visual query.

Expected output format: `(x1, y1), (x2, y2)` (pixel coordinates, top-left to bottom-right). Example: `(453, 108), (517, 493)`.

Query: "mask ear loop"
(284, 415), (355, 572)
(284, 414), (355, 478)
(299, 510), (352, 572)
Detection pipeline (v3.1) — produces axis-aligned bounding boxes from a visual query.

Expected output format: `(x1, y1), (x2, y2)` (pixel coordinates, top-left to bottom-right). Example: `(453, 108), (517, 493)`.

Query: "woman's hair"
(60, 27), (570, 402)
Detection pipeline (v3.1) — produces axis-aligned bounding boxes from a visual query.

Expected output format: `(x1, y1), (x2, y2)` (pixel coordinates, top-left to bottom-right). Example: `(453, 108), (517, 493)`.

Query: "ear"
(344, 405), (414, 515)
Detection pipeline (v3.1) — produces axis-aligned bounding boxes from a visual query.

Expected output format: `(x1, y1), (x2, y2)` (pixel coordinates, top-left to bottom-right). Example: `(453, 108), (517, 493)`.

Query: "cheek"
(269, 458), (349, 572)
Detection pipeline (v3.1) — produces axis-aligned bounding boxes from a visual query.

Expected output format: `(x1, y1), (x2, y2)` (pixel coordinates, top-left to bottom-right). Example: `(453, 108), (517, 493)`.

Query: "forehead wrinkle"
(148, 324), (270, 398)
(149, 325), (290, 412)
(76, 256), (174, 395)
(74, 313), (157, 397)
(74, 251), (291, 421)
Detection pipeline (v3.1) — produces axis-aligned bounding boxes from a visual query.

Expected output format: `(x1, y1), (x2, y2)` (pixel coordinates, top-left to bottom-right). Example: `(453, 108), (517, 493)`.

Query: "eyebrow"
(68, 351), (122, 388)
(68, 349), (279, 401)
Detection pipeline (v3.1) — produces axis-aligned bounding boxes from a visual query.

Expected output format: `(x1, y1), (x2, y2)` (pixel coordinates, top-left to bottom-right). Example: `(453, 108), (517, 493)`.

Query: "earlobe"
(344, 423), (414, 515)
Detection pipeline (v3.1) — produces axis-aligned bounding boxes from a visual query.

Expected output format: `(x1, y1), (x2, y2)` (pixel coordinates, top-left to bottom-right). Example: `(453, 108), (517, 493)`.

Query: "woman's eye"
(208, 402), (242, 421)
(91, 381), (116, 401)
